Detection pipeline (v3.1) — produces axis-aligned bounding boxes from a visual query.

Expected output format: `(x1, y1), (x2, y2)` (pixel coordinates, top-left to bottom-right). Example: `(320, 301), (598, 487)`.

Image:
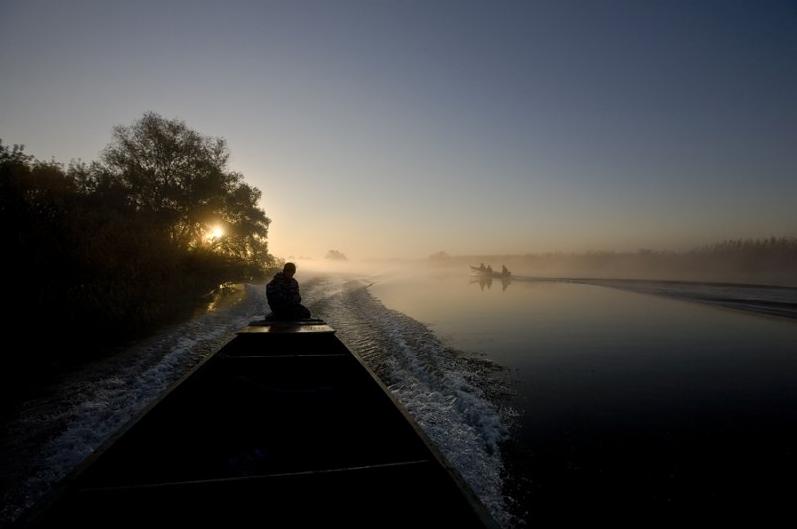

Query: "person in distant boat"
(479, 263), (486, 272)
(266, 262), (311, 320)
(502, 265), (509, 275)
(486, 265), (493, 274)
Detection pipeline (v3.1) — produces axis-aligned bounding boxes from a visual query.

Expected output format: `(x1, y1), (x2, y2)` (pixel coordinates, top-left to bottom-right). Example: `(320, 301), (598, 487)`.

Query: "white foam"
(0, 283), (267, 524)
(304, 278), (516, 527)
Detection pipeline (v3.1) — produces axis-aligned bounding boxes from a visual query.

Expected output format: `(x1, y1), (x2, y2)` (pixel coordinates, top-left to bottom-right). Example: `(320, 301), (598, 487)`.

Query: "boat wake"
(0, 283), (268, 525)
(2, 276), (517, 528)
(303, 276), (517, 528)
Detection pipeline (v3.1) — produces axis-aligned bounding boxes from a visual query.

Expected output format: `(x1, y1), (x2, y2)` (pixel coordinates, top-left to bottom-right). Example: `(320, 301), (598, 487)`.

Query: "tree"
(1, 127), (278, 399)
(101, 112), (272, 263)
(326, 249), (348, 261)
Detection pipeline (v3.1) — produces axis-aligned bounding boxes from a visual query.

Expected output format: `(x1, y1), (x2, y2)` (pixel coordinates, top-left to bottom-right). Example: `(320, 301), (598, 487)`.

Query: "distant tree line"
(692, 237), (797, 258)
(430, 237), (797, 286)
(0, 113), (275, 394)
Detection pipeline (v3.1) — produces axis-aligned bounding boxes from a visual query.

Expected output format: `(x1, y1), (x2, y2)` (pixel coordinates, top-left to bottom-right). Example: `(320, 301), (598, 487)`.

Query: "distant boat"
(470, 265), (511, 278)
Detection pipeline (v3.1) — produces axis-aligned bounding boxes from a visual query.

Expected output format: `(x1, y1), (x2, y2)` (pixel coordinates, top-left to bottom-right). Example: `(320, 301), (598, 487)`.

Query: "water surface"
(371, 274), (797, 522)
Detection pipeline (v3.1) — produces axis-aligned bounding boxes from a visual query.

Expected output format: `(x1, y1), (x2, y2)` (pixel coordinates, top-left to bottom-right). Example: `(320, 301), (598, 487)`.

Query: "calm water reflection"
(371, 274), (797, 521)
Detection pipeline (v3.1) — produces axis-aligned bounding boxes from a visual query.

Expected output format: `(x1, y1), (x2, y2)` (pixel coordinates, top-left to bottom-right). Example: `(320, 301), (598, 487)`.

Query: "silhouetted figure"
(266, 262), (311, 320)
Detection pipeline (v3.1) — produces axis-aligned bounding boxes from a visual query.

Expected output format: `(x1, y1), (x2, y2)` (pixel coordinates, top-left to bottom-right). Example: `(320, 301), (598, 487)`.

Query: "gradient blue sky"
(2, 0), (796, 259)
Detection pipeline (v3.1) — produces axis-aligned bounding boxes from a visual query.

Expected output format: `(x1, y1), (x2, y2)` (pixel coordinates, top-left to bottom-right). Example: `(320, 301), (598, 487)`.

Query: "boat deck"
(29, 321), (498, 528)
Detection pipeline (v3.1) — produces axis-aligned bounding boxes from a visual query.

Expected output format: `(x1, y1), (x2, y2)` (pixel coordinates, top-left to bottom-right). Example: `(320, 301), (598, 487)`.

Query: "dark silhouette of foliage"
(102, 112), (271, 264)
(325, 249), (348, 261)
(0, 117), (275, 400)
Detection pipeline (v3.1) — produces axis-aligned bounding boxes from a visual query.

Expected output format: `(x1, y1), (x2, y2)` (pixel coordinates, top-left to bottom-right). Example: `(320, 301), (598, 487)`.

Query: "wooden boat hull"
(470, 272), (512, 279)
(27, 321), (499, 528)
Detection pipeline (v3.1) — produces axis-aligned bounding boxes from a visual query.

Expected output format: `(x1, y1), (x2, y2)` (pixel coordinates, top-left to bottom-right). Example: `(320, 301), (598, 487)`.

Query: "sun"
(207, 225), (225, 241)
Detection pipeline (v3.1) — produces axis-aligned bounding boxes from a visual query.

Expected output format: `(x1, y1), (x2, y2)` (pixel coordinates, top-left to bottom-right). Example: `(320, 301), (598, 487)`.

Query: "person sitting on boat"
(502, 265), (510, 276)
(486, 265), (493, 274)
(479, 263), (486, 272)
(266, 262), (311, 320)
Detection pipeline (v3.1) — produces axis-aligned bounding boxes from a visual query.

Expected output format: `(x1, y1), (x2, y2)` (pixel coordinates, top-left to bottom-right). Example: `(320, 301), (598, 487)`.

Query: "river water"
(3, 272), (797, 527)
(368, 272), (797, 524)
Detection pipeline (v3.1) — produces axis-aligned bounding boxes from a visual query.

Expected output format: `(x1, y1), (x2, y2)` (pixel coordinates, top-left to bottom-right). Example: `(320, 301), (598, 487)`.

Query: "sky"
(2, 0), (796, 259)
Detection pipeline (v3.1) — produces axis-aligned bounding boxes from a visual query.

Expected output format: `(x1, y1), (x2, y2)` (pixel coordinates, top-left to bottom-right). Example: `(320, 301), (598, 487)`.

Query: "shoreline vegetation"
(0, 113), (277, 406)
(429, 238), (797, 287)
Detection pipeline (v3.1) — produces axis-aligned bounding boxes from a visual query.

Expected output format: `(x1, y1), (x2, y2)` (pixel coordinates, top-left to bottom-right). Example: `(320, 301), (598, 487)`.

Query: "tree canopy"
(326, 249), (348, 261)
(0, 114), (276, 389)
(101, 112), (271, 263)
